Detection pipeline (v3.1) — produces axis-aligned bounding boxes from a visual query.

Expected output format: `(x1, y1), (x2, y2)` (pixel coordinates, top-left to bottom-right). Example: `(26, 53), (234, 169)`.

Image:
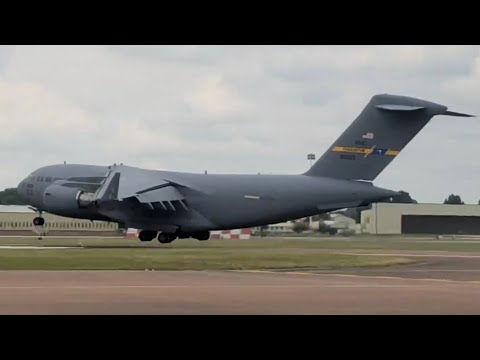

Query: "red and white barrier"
(126, 228), (139, 238)
(210, 229), (252, 240)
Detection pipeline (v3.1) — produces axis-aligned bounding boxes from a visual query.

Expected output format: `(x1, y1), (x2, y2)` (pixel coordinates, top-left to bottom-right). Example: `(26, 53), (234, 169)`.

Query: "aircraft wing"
(53, 179), (104, 193)
(93, 165), (190, 212)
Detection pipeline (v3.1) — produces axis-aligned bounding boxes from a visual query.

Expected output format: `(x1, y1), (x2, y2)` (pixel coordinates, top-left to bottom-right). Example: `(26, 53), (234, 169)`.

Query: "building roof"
(0, 205), (35, 213)
(365, 202), (480, 217)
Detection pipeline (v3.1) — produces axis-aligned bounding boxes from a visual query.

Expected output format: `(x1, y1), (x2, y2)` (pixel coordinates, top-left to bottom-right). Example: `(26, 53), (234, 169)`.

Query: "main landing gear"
(157, 232), (177, 244)
(137, 230), (210, 244)
(138, 230), (157, 242)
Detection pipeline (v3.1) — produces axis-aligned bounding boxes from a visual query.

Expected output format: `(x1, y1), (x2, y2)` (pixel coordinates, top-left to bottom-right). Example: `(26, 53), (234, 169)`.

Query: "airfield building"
(0, 205), (120, 236)
(361, 203), (480, 235)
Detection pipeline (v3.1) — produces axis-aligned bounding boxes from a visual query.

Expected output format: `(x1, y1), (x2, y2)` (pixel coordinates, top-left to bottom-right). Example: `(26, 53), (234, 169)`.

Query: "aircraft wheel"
(158, 232), (177, 244)
(194, 231), (210, 241)
(138, 230), (157, 242)
(33, 217), (45, 226)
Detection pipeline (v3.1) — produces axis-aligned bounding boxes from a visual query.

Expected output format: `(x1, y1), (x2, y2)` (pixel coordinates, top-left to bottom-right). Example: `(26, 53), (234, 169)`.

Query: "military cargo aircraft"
(16, 94), (473, 243)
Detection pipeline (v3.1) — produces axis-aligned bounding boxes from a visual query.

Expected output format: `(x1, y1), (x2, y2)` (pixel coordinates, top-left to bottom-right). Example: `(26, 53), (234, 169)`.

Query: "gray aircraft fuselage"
(15, 94), (474, 238)
(16, 163), (397, 232)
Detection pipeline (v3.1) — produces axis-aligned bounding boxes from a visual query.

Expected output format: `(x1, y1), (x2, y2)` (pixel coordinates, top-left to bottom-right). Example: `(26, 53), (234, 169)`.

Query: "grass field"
(0, 248), (412, 270)
(2, 235), (480, 251)
(0, 236), (417, 271)
(1, 235), (480, 271)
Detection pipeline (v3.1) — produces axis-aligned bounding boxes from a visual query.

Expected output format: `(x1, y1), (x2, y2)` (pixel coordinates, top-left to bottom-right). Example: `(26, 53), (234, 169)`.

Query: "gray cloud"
(1, 45), (480, 204)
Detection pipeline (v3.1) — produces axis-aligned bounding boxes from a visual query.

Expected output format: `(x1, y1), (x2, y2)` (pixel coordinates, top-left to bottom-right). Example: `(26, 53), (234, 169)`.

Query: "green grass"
(0, 248), (412, 270)
(4, 235), (480, 252)
(2, 234), (480, 271)
(0, 236), (420, 270)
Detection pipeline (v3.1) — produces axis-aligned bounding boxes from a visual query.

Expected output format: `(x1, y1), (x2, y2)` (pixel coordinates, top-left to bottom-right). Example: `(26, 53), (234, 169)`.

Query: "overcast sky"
(1, 45), (479, 203)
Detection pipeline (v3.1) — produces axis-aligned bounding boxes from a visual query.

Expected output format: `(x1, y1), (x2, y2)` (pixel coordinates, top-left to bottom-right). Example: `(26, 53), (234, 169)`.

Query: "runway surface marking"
(0, 284), (430, 289)
(338, 252), (480, 259)
(233, 270), (480, 284)
(0, 246), (79, 249)
(0, 236), (123, 239)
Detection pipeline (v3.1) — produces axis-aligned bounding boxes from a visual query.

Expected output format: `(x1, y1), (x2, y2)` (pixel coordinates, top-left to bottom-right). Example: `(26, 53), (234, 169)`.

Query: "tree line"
(0, 188), (28, 205)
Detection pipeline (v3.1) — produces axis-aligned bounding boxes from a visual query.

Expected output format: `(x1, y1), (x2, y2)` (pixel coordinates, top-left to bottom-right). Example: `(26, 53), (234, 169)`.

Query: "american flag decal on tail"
(362, 132), (374, 139)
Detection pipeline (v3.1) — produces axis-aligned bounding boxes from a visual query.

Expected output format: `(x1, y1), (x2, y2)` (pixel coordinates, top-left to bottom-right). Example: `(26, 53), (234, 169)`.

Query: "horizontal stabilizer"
(376, 104), (425, 111)
(376, 104), (475, 117)
(443, 110), (475, 117)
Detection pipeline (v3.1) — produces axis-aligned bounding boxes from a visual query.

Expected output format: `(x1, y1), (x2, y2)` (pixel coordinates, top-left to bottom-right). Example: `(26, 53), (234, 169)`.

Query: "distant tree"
(383, 190), (418, 204)
(444, 194), (464, 205)
(259, 225), (269, 237)
(318, 220), (338, 235)
(444, 194), (464, 204)
(318, 213), (331, 220)
(292, 221), (309, 233)
(310, 213), (331, 222)
(0, 188), (28, 205)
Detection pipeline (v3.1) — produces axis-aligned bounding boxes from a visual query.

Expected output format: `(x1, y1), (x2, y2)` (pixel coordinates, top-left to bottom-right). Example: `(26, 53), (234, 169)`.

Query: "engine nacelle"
(43, 184), (96, 218)
(77, 191), (95, 208)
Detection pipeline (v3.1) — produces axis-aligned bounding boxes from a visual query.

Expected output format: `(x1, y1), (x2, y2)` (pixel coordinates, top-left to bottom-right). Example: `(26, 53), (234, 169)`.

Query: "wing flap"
(93, 165), (189, 212)
(135, 185), (185, 203)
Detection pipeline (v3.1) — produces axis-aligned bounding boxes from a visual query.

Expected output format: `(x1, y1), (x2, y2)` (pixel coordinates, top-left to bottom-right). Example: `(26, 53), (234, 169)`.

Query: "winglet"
(94, 172), (120, 202)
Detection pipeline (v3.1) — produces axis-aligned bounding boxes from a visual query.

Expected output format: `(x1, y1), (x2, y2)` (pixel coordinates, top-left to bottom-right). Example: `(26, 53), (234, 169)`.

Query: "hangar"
(0, 205), (120, 236)
(361, 203), (480, 235)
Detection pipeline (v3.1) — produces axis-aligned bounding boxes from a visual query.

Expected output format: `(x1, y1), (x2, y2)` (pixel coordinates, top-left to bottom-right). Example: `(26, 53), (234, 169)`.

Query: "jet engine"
(43, 184), (97, 217)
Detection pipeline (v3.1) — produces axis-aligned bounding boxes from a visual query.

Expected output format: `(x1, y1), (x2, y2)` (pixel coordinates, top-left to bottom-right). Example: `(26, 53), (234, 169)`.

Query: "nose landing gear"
(32, 211), (46, 240)
(33, 217), (45, 226)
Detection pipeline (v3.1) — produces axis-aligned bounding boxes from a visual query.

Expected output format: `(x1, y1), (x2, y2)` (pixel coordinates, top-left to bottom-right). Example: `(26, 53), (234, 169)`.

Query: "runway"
(2, 252), (480, 314)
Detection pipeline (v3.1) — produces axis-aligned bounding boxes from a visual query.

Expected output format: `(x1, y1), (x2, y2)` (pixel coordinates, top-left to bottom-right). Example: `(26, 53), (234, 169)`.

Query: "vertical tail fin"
(304, 94), (474, 181)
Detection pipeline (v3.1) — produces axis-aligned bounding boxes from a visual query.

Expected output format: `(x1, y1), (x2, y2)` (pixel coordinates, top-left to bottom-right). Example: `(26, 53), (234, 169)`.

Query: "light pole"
(307, 153), (315, 168)
(307, 153), (316, 227)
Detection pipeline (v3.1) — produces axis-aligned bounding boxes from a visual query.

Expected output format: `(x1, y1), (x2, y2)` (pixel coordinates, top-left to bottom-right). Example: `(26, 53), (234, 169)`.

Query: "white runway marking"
(339, 252), (480, 259)
(0, 246), (80, 250)
(233, 270), (480, 284)
(0, 284), (451, 290)
(350, 269), (480, 272)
